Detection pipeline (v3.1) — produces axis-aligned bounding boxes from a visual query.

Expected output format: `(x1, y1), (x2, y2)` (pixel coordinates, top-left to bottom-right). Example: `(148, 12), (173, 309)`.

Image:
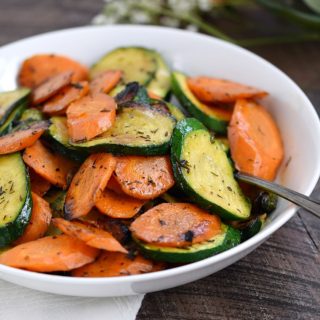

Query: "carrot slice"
(32, 71), (73, 104)
(29, 169), (51, 196)
(148, 91), (162, 100)
(107, 175), (124, 194)
(66, 93), (116, 142)
(42, 81), (89, 115)
(95, 217), (130, 244)
(15, 192), (52, 245)
(187, 76), (268, 103)
(52, 218), (127, 253)
(228, 99), (284, 181)
(90, 70), (122, 95)
(72, 251), (164, 277)
(95, 189), (145, 219)
(64, 153), (116, 219)
(23, 140), (78, 189)
(130, 203), (221, 248)
(0, 234), (99, 272)
(0, 121), (49, 155)
(18, 54), (89, 88)
(114, 156), (175, 200)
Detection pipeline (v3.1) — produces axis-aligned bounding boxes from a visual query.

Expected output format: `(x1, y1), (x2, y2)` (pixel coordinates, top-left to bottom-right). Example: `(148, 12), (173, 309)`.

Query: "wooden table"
(0, 1), (319, 319)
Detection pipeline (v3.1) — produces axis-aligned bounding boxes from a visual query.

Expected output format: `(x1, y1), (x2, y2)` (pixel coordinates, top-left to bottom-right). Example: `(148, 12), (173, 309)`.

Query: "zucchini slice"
(0, 103), (26, 136)
(0, 153), (32, 247)
(20, 108), (44, 122)
(171, 118), (251, 220)
(166, 102), (186, 121)
(0, 88), (30, 126)
(134, 224), (240, 263)
(239, 214), (267, 242)
(43, 117), (88, 162)
(252, 191), (278, 215)
(90, 47), (158, 85)
(44, 189), (66, 218)
(216, 137), (230, 153)
(71, 104), (176, 156)
(172, 71), (231, 134)
(147, 51), (171, 98)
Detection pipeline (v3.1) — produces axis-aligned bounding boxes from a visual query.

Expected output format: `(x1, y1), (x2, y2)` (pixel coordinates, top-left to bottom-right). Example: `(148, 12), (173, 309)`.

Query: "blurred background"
(1, 0), (320, 92)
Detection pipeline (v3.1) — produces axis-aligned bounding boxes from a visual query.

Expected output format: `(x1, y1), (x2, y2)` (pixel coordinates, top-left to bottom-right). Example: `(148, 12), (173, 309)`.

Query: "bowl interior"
(0, 25), (319, 292)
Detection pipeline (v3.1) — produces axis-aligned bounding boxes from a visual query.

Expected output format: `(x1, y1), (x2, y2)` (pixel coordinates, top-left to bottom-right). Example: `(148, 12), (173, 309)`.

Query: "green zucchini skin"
(134, 224), (241, 263)
(0, 88), (30, 126)
(43, 117), (88, 162)
(90, 47), (158, 85)
(44, 189), (66, 218)
(0, 153), (32, 247)
(166, 102), (186, 121)
(71, 104), (176, 156)
(252, 191), (278, 215)
(240, 214), (266, 241)
(0, 103), (26, 136)
(171, 71), (228, 134)
(42, 117), (89, 162)
(134, 86), (150, 105)
(171, 118), (251, 221)
(115, 82), (140, 105)
(20, 108), (44, 122)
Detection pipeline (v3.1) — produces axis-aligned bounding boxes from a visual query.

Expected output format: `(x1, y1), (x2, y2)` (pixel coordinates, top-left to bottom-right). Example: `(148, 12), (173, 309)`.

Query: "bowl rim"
(0, 24), (319, 285)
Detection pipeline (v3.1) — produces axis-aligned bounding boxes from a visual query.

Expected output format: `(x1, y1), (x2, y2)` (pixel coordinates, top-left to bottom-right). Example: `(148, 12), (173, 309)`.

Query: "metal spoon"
(235, 172), (320, 219)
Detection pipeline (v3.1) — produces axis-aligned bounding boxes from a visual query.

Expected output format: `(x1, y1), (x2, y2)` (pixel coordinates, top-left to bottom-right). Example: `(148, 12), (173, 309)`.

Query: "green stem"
(238, 33), (320, 46)
(131, 3), (236, 43)
(256, 0), (320, 30)
(130, 2), (320, 47)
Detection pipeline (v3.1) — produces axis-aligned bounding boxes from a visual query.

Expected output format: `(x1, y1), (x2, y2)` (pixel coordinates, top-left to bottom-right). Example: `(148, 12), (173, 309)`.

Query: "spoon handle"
(235, 172), (320, 219)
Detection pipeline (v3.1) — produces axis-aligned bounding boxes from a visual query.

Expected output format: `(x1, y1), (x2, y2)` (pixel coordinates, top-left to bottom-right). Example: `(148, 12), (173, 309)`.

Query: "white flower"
(168, 0), (197, 13)
(160, 16), (180, 27)
(185, 24), (198, 32)
(103, 1), (129, 19)
(92, 14), (110, 25)
(197, 0), (214, 11)
(130, 9), (152, 24)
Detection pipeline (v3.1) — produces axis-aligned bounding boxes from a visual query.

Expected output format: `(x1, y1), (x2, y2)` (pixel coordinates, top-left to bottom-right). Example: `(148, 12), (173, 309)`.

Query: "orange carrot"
(130, 203), (221, 248)
(72, 251), (164, 277)
(107, 175), (124, 194)
(187, 76), (268, 103)
(52, 218), (127, 253)
(228, 99), (284, 181)
(66, 93), (116, 142)
(114, 156), (175, 200)
(32, 71), (73, 105)
(95, 217), (130, 244)
(0, 234), (99, 272)
(15, 192), (52, 244)
(29, 169), (51, 197)
(90, 70), (122, 95)
(95, 189), (145, 219)
(18, 54), (88, 88)
(0, 121), (49, 155)
(23, 140), (78, 189)
(42, 81), (89, 115)
(64, 153), (116, 219)
(148, 91), (162, 100)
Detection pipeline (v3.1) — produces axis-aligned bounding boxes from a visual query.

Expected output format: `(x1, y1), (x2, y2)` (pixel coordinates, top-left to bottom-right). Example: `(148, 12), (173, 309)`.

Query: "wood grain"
(0, 1), (319, 319)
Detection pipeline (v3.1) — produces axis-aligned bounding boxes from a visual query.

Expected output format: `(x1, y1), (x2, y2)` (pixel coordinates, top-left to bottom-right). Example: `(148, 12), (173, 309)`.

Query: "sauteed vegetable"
(0, 47), (283, 276)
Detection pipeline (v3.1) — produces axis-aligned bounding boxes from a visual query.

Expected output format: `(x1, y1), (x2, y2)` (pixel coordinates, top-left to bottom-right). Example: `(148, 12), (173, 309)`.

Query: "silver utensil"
(235, 172), (320, 219)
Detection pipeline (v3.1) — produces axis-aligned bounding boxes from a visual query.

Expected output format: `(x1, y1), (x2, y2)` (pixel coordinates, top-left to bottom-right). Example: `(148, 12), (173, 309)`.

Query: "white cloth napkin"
(0, 279), (144, 320)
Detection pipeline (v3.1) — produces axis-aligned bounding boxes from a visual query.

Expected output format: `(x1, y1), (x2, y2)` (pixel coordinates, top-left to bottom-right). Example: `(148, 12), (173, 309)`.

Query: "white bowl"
(0, 25), (319, 297)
